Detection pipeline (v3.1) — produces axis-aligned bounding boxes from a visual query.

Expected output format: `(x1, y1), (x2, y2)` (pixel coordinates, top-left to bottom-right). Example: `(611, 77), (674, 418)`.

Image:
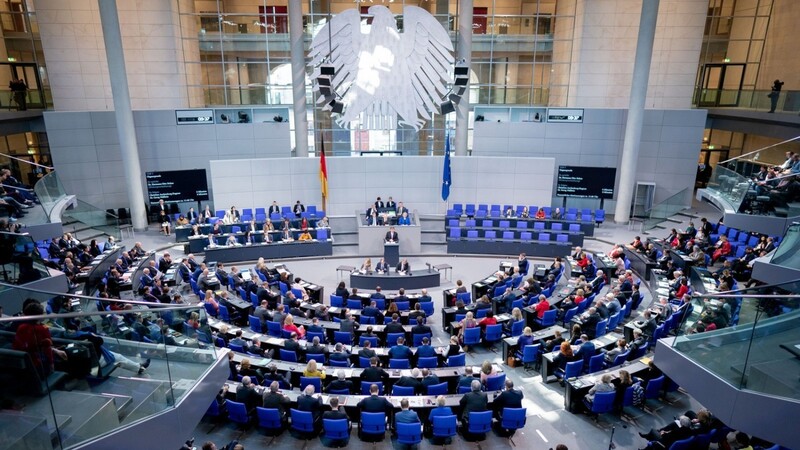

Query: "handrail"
(0, 182), (35, 192)
(0, 281), (200, 309)
(0, 304), (204, 324)
(0, 151), (53, 170)
(689, 279), (800, 299)
(720, 135), (800, 164)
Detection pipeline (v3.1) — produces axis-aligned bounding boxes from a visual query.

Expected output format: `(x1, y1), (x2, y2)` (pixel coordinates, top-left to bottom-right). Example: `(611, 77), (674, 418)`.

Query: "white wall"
(44, 110), (291, 210)
(210, 156), (556, 216)
(472, 108), (708, 210)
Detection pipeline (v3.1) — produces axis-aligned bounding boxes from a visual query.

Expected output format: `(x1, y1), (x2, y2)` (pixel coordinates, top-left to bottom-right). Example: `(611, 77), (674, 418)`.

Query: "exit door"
(697, 63), (745, 107)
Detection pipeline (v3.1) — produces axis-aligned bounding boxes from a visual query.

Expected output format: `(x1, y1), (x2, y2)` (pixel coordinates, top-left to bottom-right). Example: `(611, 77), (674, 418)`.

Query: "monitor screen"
(556, 165), (616, 199)
(146, 169), (209, 203)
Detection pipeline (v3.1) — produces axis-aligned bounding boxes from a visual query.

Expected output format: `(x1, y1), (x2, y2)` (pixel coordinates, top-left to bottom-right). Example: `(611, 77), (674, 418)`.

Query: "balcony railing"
(0, 282), (218, 449)
(695, 88), (800, 113)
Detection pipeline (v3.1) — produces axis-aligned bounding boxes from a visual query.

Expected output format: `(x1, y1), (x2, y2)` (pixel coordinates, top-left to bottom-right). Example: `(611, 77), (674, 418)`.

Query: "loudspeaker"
(454, 75), (468, 86)
(329, 99), (344, 114)
(320, 64), (335, 76)
(448, 93), (462, 104)
(454, 65), (469, 76)
(439, 101), (455, 115)
(319, 85), (332, 97)
(317, 75), (332, 86)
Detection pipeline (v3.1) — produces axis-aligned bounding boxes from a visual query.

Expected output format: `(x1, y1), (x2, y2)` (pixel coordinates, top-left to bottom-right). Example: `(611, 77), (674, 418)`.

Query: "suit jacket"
(358, 347), (377, 359)
(493, 389), (523, 413)
(297, 393), (323, 420)
(326, 379), (353, 393)
(412, 324), (432, 336)
(375, 262), (389, 272)
(421, 374), (440, 390)
(385, 231), (399, 242)
(416, 345), (437, 358)
(361, 366), (389, 383)
(395, 376), (422, 394)
(396, 261), (410, 272)
(358, 395), (393, 414)
(395, 409), (420, 425)
(388, 345), (412, 360)
(306, 344), (328, 356)
(384, 321), (405, 334)
(269, 205), (280, 214)
(236, 385), (262, 411)
(261, 391), (290, 416)
(459, 391), (488, 420)
(323, 409), (349, 422)
(339, 319), (358, 333)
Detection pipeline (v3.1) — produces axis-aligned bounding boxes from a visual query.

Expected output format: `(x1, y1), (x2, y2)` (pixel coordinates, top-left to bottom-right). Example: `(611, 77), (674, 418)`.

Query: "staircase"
(420, 214), (446, 254)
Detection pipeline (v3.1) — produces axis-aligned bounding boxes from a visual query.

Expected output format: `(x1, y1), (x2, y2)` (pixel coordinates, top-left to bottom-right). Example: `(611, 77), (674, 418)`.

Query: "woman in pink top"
(283, 314), (305, 339)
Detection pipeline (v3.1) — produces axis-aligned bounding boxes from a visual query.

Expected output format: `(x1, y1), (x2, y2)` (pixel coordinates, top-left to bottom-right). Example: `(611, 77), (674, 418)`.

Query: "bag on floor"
(59, 345), (93, 378)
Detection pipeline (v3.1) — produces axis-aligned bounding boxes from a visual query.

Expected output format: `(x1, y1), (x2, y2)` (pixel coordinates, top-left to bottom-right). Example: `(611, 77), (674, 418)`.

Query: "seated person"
(396, 258), (410, 274)
(297, 230), (312, 241)
(326, 370), (354, 393)
(534, 207), (546, 219)
(395, 368), (423, 394)
(395, 398), (420, 428)
(397, 211), (411, 225)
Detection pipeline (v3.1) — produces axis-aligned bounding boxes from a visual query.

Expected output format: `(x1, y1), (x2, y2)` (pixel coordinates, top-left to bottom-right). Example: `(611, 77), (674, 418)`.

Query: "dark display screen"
(146, 169), (209, 203)
(556, 165), (616, 199)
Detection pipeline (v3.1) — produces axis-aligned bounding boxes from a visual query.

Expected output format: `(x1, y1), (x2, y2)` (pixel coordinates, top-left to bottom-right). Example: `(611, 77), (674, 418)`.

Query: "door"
(259, 6), (287, 34)
(473, 7), (488, 34)
(697, 63), (745, 107)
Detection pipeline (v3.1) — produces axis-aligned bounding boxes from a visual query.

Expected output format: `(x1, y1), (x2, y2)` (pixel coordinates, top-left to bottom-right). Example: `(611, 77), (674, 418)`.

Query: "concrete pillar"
(454, 0), (472, 157)
(289, 0), (309, 157)
(614, 0), (659, 224)
(97, 0), (147, 231)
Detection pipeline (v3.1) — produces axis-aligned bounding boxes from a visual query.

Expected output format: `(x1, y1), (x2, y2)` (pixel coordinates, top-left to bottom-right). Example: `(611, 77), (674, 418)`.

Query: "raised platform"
(357, 212), (421, 256)
(447, 239), (571, 257)
(350, 268), (440, 290)
(202, 240), (333, 263)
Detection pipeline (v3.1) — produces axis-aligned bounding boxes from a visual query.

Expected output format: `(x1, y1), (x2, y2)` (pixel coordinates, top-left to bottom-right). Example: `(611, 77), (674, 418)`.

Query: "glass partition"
(0, 283), (217, 449)
(705, 164), (752, 211)
(33, 170), (67, 222)
(62, 199), (121, 242)
(769, 223), (800, 269)
(0, 231), (51, 284)
(643, 187), (692, 231)
(669, 281), (800, 400)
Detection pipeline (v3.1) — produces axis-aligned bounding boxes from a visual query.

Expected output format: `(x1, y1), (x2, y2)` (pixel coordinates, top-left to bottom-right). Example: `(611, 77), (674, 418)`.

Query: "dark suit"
(411, 324), (432, 336)
(269, 205), (280, 215)
(358, 347), (377, 359)
(236, 384), (262, 412)
(416, 345), (437, 359)
(493, 389), (523, 419)
(297, 393), (323, 421)
(395, 409), (419, 425)
(326, 379), (354, 393)
(329, 351), (350, 364)
(358, 395), (393, 414)
(396, 261), (410, 272)
(261, 391), (290, 417)
(375, 262), (389, 272)
(385, 231), (399, 242)
(388, 345), (412, 360)
(361, 366), (389, 383)
(459, 391), (488, 422)
(339, 319), (358, 334)
(284, 339), (303, 358)
(421, 374), (440, 391)
(384, 321), (404, 334)
(395, 376), (422, 394)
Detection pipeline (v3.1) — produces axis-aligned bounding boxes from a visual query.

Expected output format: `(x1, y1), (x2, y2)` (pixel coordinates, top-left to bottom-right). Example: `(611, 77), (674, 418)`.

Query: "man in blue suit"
(388, 336), (413, 361)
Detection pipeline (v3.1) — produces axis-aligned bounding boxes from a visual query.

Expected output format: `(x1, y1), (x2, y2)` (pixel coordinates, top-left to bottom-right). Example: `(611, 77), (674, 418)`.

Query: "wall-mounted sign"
(547, 108), (584, 123)
(176, 109), (214, 125)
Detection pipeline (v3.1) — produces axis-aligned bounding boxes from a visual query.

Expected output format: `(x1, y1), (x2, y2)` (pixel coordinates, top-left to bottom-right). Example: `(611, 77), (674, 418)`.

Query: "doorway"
(0, 62), (45, 109)
(697, 63), (746, 107)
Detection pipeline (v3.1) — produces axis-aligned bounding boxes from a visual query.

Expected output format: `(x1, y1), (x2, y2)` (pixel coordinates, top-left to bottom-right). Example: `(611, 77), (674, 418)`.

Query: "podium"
(384, 242), (399, 266)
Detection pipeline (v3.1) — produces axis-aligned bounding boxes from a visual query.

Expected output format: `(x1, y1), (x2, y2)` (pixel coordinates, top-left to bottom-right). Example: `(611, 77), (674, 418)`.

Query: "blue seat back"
(334, 331), (352, 345)
(432, 415), (457, 439)
(595, 319), (608, 337)
(227, 400), (249, 425)
(484, 324), (503, 343)
(280, 348), (297, 362)
(267, 321), (282, 337)
(564, 360), (583, 379)
(359, 336), (379, 347)
(645, 375), (665, 399)
(300, 376), (321, 393)
(392, 385), (415, 396)
(306, 353), (326, 364)
(386, 332), (405, 346)
(510, 319), (524, 337)
(485, 373), (506, 391)
(329, 358), (349, 367)
(290, 409), (315, 433)
(588, 353), (605, 373)
(361, 412), (386, 435)
(359, 356), (372, 368)
(589, 390), (616, 414)
(307, 330), (325, 344)
(256, 407), (283, 430)
(427, 382), (448, 396)
(330, 295), (343, 307)
(249, 315), (262, 333)
(397, 422), (422, 445)
(447, 353), (466, 367)
(520, 344), (541, 364)
(323, 418), (350, 440)
(468, 411), (493, 434)
(418, 356), (438, 368)
(501, 407), (527, 431)
(361, 381), (383, 395)
(463, 327), (481, 345)
(668, 436), (695, 450)
(389, 359), (410, 369)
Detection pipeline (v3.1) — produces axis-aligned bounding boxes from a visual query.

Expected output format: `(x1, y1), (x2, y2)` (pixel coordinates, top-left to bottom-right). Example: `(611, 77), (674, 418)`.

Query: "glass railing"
(62, 199), (122, 242)
(643, 187), (692, 231)
(0, 231), (51, 284)
(0, 283), (217, 450)
(705, 164), (752, 212)
(669, 280), (800, 400)
(768, 223), (800, 270)
(695, 88), (800, 114)
(33, 170), (67, 222)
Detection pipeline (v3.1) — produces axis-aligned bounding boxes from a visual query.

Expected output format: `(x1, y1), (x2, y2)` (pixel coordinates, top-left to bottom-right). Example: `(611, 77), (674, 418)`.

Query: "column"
(614, 0), (659, 224)
(454, 0), (473, 157)
(97, 0), (147, 231)
(289, 0), (309, 157)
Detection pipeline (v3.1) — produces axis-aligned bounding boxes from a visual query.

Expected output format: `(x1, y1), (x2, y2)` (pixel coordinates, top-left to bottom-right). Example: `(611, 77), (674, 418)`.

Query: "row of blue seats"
(448, 228), (574, 243)
(213, 400), (526, 446)
(448, 204), (605, 220)
(448, 218), (585, 232)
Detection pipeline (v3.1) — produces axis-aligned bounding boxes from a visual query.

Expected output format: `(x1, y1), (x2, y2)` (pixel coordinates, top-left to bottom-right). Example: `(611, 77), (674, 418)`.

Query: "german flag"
(319, 138), (328, 201)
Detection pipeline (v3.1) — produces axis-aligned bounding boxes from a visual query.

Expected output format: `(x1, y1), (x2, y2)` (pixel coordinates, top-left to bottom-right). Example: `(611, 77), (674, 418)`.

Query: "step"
(0, 411), (53, 449)
(88, 377), (171, 425)
(23, 390), (120, 447)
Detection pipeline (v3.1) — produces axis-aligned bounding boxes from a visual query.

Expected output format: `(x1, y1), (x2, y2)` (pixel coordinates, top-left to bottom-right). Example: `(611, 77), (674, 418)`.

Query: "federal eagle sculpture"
(309, 5), (455, 131)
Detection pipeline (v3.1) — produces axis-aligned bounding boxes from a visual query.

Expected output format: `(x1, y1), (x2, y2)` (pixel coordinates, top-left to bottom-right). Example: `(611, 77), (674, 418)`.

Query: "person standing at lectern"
(385, 226), (399, 243)
(396, 259), (410, 274)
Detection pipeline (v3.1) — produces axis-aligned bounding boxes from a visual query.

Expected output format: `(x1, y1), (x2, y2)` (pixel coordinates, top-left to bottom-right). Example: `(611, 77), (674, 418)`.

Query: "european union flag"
(442, 131), (451, 201)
